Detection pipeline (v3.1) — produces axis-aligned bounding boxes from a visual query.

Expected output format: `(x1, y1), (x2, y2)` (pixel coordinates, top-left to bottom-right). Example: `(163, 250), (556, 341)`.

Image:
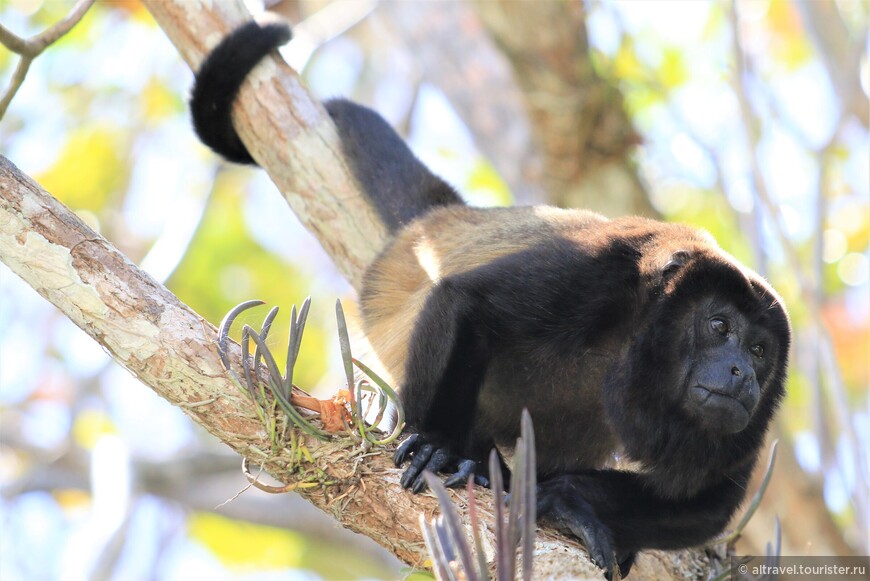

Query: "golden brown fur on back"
(360, 205), (607, 385)
(359, 204), (722, 388)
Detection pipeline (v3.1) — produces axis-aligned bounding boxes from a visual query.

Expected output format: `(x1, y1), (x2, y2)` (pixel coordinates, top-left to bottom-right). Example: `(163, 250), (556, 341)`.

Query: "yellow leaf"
(701, 3), (726, 42)
(53, 489), (92, 514)
(767, 0), (802, 38)
(660, 48), (688, 89)
(188, 512), (305, 569)
(188, 512), (396, 578)
(404, 570), (437, 580)
(466, 159), (512, 206)
(766, 1), (812, 70)
(72, 410), (117, 450)
(613, 40), (645, 82)
(142, 77), (182, 122)
(35, 125), (128, 212)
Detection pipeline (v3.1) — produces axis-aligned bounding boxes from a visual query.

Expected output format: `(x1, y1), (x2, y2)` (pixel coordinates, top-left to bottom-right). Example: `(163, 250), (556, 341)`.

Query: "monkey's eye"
(710, 318), (729, 336)
(750, 344), (765, 358)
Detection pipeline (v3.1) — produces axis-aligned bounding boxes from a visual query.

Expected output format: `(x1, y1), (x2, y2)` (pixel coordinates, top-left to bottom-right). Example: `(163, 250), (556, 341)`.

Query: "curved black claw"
(394, 434), (485, 493)
(443, 459), (491, 488)
(399, 442), (434, 489)
(569, 513), (615, 580)
(394, 434), (422, 467)
(616, 551), (637, 579)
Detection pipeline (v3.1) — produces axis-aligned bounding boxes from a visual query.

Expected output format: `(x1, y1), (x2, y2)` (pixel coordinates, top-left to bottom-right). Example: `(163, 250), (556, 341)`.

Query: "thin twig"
(32, 0), (96, 50)
(0, 0), (96, 119)
(0, 57), (33, 120)
(0, 0), (95, 57)
(241, 457), (319, 494)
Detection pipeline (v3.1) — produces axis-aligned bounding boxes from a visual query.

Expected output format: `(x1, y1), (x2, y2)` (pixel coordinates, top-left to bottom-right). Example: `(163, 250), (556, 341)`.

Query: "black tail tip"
(189, 20), (292, 165)
(239, 20), (292, 47)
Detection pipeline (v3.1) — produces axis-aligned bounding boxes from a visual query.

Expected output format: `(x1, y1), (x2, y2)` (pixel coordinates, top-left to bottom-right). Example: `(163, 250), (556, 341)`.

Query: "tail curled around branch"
(188, 20), (463, 234)
(190, 21), (291, 164)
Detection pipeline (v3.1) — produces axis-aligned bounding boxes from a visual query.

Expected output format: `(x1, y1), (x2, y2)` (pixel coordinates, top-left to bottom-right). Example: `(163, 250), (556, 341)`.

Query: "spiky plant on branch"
(216, 298), (404, 487)
(421, 410), (537, 581)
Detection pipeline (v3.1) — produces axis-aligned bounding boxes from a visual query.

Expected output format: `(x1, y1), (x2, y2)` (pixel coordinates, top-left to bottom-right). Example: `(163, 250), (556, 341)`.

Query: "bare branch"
(796, 2), (868, 128)
(31, 0), (97, 51)
(0, 56), (33, 120)
(0, 0), (96, 119)
(382, 3), (544, 204)
(0, 0), (95, 56)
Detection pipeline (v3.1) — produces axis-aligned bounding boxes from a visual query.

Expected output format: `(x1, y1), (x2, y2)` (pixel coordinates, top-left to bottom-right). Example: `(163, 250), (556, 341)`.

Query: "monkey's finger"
(442, 459), (476, 489)
(534, 486), (554, 515)
(616, 551), (636, 579)
(564, 516), (615, 580)
(400, 443), (434, 489)
(411, 448), (452, 493)
(394, 433), (421, 467)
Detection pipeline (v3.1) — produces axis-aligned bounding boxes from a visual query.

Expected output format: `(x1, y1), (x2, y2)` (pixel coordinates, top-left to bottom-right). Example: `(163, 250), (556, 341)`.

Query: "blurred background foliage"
(0, 0), (867, 579)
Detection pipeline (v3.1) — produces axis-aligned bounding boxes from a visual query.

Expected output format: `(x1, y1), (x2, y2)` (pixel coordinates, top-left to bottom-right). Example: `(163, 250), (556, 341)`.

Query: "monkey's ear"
(662, 250), (692, 281)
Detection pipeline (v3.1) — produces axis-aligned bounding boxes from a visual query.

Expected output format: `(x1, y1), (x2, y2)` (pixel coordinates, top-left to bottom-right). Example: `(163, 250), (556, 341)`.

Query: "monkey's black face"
(681, 299), (776, 434)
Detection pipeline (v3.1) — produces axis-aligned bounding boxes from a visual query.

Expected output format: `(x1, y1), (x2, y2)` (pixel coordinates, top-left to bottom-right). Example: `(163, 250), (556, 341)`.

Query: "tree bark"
(474, 1), (656, 217)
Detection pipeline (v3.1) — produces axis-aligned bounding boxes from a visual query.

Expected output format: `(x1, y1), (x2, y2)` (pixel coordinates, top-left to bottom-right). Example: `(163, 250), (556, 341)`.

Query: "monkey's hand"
(537, 477), (620, 580)
(393, 433), (489, 493)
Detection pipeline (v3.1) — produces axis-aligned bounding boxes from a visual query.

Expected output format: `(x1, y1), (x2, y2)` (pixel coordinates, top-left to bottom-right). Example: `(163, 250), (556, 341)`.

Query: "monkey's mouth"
(690, 386), (751, 433)
(692, 386), (749, 410)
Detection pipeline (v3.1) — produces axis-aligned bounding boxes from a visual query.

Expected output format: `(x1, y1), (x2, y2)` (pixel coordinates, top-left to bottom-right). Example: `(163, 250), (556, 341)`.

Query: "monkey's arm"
(537, 468), (750, 579)
(394, 279), (493, 492)
(392, 241), (640, 492)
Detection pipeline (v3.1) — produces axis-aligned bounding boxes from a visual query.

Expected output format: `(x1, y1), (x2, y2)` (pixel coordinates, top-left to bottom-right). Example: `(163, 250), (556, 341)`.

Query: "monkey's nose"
(731, 366), (742, 377)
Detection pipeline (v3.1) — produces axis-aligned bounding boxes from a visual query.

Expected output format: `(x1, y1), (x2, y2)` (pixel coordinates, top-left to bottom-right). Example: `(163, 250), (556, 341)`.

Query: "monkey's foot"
(393, 434), (488, 493)
(537, 480), (618, 580)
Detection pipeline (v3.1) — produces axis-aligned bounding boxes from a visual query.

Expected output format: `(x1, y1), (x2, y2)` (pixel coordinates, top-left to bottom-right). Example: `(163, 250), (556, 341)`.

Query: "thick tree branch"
(0, 153), (431, 564)
(473, 1), (655, 217)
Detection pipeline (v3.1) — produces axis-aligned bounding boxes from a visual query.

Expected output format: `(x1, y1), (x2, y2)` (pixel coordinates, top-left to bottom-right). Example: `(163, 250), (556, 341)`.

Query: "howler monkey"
(190, 21), (791, 579)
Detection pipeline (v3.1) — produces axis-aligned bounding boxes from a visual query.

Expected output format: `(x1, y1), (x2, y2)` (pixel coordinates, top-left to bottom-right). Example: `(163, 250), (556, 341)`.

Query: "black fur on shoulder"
(190, 21), (291, 164)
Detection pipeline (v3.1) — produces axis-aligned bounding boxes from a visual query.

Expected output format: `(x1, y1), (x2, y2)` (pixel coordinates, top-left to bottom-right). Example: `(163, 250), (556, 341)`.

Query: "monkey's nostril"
(731, 366), (741, 377)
